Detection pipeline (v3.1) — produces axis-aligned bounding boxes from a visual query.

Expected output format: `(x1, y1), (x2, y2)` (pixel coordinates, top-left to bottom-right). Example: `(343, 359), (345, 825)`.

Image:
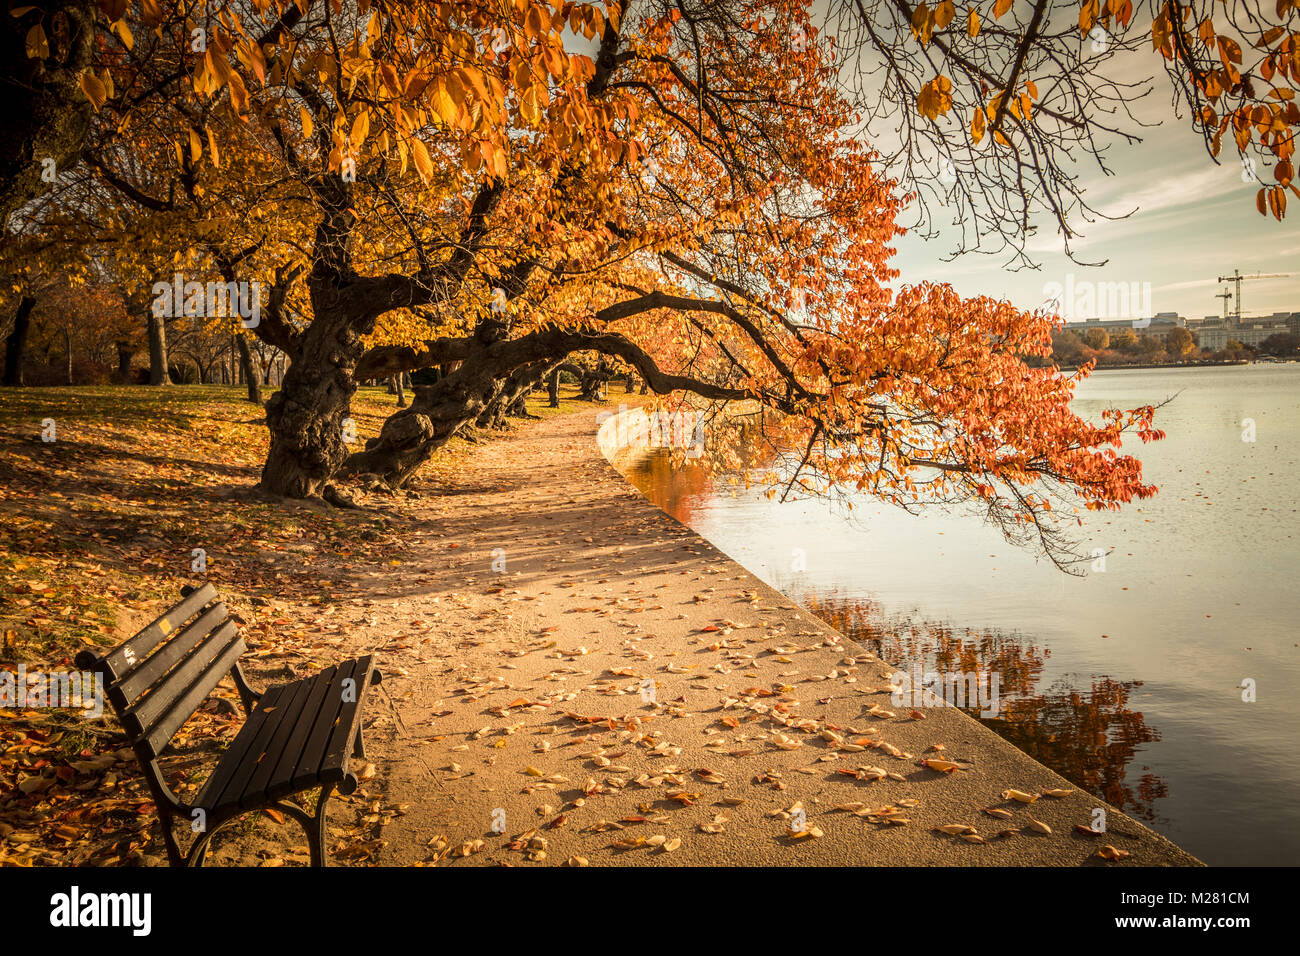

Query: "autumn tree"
(63, 0), (640, 499)
(1083, 327), (1111, 350)
(1110, 327), (1138, 350)
(823, 0), (1300, 265)
(321, 0), (1168, 567)
(1165, 325), (1195, 355)
(25, 0), (1300, 567)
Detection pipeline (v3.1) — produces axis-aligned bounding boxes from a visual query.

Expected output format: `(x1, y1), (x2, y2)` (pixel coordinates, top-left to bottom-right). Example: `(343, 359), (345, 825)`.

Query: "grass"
(0, 380), (611, 664)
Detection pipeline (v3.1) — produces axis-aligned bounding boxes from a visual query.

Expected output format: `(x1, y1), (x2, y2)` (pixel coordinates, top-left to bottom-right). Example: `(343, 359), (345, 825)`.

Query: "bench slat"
(263, 664), (340, 803)
(210, 676), (313, 814)
(193, 683), (286, 813)
(99, 583), (218, 682)
(321, 656), (374, 773)
(122, 620), (240, 739)
(111, 603), (229, 710)
(237, 675), (319, 810)
(138, 633), (245, 759)
(291, 658), (362, 791)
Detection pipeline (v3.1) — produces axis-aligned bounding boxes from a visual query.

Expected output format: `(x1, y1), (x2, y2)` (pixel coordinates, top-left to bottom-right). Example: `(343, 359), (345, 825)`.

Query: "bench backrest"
(75, 583), (245, 761)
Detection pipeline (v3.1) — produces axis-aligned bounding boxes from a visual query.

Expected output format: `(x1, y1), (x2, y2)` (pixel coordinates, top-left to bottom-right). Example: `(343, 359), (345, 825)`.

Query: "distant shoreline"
(1057, 359), (1265, 373)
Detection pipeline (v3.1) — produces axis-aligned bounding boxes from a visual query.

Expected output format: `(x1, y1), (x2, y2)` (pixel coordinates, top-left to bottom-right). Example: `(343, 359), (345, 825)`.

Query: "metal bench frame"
(76, 584), (381, 867)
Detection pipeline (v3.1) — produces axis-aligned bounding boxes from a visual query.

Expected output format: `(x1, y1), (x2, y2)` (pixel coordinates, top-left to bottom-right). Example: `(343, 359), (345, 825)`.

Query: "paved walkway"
(343, 407), (1200, 866)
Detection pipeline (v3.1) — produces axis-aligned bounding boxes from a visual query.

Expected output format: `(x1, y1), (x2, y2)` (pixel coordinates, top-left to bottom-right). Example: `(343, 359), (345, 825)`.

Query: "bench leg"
(159, 807), (220, 868)
(158, 808), (185, 868)
(276, 784), (335, 867)
(353, 725), (366, 760)
(187, 832), (214, 868)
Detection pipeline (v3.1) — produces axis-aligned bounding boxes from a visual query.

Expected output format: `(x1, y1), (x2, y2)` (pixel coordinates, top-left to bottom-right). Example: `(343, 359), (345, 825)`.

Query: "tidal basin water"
(620, 364), (1300, 865)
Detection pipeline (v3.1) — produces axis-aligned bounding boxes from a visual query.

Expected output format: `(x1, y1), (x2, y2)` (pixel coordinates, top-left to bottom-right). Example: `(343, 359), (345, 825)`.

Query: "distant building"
(1064, 310), (1297, 350)
(1064, 313), (1184, 341)
(1187, 312), (1296, 350)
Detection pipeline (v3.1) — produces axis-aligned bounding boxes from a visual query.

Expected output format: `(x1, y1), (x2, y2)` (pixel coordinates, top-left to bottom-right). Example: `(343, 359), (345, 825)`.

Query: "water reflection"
(620, 448), (1168, 823)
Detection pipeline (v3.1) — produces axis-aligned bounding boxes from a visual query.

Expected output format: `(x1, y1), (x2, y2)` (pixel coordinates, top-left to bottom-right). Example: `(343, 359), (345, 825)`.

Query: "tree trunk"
(115, 340), (133, 382)
(625, 372), (636, 392)
(260, 309), (360, 499)
(577, 368), (606, 401)
(147, 311), (171, 385)
(235, 334), (262, 404)
(475, 399), (508, 429)
(547, 366), (560, 407)
(342, 359), (517, 487)
(2, 295), (35, 386)
(505, 361), (553, 419)
(343, 373), (499, 487)
(394, 374), (406, 407)
(63, 326), (72, 385)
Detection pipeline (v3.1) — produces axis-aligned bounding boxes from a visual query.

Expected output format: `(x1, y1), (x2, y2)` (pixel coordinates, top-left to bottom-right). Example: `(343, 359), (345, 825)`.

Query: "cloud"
(1155, 278), (1222, 292)
(1098, 165), (1242, 219)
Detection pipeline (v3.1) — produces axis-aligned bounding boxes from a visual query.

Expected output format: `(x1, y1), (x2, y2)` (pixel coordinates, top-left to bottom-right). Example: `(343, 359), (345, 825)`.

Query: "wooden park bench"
(75, 583), (381, 867)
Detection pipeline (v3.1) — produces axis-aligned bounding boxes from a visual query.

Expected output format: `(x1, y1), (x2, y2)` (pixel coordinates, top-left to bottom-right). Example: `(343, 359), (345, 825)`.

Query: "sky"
(886, 40), (1300, 322)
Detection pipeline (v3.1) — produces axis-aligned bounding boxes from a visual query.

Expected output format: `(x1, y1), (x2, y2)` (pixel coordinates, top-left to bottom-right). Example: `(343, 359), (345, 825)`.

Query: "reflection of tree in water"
(620, 449), (714, 528)
(621, 416), (787, 528)
(992, 679), (1165, 822)
(803, 592), (1166, 822)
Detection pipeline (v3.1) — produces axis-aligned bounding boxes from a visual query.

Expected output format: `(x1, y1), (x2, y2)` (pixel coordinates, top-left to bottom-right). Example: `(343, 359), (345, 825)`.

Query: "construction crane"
(1216, 269), (1292, 325)
(1215, 288), (1232, 319)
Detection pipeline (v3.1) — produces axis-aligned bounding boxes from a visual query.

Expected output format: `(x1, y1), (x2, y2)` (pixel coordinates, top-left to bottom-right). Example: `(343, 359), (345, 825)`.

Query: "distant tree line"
(1045, 327), (1300, 368)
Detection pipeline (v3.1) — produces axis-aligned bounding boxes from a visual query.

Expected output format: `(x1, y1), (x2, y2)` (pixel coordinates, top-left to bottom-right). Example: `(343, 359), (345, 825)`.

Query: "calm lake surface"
(619, 364), (1300, 866)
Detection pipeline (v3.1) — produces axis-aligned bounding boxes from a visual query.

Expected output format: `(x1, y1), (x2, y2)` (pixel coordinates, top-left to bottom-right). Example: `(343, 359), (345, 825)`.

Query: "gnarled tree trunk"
(474, 360), (552, 428)
(343, 372), (500, 487)
(556, 361), (609, 402)
(341, 326), (541, 487)
(260, 307), (361, 499)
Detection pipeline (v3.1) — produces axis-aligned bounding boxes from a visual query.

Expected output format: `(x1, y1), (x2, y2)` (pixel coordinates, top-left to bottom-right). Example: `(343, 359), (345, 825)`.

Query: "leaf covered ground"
(0, 383), (591, 865)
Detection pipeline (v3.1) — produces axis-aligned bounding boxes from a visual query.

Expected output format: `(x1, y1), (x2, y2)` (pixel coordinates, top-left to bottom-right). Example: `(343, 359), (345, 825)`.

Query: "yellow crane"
(1216, 269), (1292, 325)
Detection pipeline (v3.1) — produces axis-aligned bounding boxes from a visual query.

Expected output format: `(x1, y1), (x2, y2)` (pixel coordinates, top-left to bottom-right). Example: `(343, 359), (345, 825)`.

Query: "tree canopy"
(6, 0), (1297, 566)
